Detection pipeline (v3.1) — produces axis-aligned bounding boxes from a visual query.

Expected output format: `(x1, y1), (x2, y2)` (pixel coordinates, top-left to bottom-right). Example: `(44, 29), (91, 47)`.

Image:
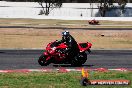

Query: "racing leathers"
(56, 34), (79, 57)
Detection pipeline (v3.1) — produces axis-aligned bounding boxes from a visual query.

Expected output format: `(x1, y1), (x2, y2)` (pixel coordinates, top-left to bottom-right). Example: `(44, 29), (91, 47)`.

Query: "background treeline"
(1, 0), (132, 3)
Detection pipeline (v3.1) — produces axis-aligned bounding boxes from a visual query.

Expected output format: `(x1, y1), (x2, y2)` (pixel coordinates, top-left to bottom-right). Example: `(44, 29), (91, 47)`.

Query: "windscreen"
(50, 41), (60, 48)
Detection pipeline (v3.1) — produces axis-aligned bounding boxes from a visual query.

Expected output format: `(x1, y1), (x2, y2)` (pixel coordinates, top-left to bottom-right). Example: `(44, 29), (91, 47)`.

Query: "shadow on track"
(53, 64), (94, 67)
(0, 52), (5, 53)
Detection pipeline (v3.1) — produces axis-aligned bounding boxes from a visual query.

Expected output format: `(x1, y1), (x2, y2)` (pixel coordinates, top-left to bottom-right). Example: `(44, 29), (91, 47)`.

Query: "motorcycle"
(88, 19), (99, 25)
(38, 40), (92, 66)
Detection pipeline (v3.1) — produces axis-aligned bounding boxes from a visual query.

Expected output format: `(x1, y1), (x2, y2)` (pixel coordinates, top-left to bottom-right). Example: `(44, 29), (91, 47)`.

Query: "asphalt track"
(0, 26), (132, 30)
(0, 50), (132, 70)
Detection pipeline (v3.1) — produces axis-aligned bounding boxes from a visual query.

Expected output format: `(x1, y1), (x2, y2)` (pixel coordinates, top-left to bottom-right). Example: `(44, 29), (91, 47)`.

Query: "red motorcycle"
(88, 19), (99, 25)
(38, 40), (92, 66)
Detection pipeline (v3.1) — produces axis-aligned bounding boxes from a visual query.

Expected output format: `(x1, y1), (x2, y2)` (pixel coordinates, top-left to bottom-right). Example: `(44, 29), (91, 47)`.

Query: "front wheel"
(38, 54), (50, 66)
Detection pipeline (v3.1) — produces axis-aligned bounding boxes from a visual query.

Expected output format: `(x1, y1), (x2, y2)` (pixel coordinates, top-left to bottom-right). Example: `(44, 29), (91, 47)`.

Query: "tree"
(34, 0), (62, 15)
(96, 0), (127, 17)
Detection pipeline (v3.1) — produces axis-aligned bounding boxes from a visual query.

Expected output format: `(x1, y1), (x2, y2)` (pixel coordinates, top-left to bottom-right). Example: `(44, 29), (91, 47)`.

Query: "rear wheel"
(71, 52), (87, 66)
(38, 54), (50, 66)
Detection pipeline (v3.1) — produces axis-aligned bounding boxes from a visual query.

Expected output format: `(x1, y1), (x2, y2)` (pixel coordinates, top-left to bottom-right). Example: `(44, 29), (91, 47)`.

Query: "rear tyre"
(38, 54), (50, 66)
(71, 52), (87, 66)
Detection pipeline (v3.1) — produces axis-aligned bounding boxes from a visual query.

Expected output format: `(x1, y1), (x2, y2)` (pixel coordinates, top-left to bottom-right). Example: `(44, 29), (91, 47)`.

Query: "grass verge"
(0, 29), (132, 49)
(0, 18), (132, 28)
(0, 18), (132, 49)
(0, 71), (131, 88)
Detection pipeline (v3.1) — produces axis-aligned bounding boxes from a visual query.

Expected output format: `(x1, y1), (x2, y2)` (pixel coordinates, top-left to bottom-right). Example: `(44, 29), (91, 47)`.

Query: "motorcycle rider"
(56, 30), (79, 57)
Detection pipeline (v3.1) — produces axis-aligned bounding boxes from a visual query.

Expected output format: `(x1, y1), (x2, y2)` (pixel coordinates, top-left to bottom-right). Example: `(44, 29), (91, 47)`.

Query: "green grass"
(0, 71), (131, 88)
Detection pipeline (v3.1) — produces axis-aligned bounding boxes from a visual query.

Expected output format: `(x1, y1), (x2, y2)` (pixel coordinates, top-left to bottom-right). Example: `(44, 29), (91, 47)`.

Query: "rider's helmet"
(62, 31), (69, 36)
(62, 31), (70, 40)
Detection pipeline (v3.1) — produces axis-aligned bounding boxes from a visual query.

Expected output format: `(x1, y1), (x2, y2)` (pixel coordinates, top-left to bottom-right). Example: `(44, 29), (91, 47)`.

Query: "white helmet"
(62, 31), (69, 36)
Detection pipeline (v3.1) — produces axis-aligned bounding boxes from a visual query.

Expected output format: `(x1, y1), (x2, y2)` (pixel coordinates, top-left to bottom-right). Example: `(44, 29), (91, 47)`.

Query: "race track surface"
(0, 50), (132, 70)
(0, 26), (132, 30)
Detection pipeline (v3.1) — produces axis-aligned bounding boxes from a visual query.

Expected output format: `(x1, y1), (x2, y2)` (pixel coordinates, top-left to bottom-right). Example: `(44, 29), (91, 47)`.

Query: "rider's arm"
(55, 39), (64, 45)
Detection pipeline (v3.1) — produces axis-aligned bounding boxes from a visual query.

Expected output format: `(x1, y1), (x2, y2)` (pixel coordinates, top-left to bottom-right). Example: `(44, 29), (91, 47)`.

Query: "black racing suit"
(56, 34), (79, 57)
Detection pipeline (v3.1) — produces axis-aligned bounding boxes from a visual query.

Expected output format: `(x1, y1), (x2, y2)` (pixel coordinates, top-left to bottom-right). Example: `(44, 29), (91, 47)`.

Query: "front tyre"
(38, 54), (50, 66)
